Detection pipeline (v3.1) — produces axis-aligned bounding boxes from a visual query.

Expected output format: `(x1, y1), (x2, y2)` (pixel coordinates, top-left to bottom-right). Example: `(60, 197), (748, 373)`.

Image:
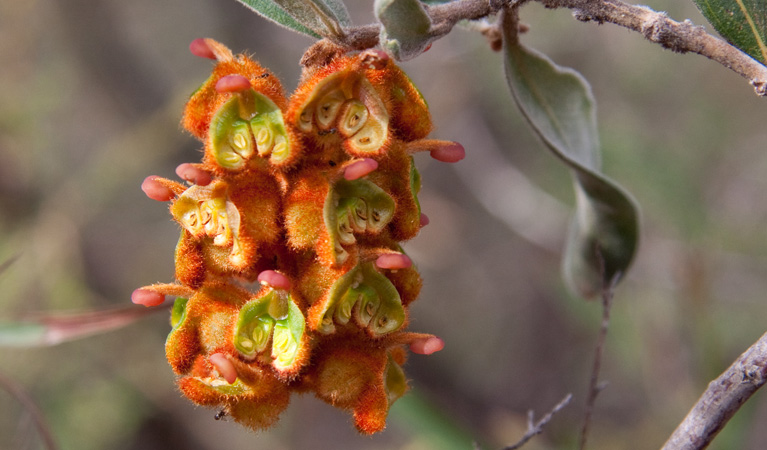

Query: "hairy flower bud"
(135, 39), (453, 435)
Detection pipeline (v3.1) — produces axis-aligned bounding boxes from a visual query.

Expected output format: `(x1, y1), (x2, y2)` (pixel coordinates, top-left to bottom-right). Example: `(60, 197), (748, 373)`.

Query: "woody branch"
(334, 0), (767, 96)
(660, 332), (767, 450)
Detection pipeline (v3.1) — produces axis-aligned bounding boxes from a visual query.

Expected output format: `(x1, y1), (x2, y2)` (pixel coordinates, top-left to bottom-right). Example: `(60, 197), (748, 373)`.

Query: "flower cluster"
(132, 39), (463, 434)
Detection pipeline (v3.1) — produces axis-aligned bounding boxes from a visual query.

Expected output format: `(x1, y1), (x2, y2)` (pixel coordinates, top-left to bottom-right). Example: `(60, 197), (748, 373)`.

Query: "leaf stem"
(578, 269), (619, 450)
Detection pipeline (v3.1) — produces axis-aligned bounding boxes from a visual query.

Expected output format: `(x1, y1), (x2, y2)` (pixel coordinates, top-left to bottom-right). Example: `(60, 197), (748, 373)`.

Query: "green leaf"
(235, 0), (320, 38)
(318, 0), (352, 27)
(694, 0), (767, 65)
(502, 36), (639, 299)
(275, 0), (349, 33)
(0, 305), (162, 347)
(375, 0), (434, 60)
(235, 0), (350, 40)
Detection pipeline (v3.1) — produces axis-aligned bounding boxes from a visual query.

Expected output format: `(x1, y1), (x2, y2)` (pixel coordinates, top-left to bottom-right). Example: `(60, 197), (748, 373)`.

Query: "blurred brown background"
(1, 1), (766, 449)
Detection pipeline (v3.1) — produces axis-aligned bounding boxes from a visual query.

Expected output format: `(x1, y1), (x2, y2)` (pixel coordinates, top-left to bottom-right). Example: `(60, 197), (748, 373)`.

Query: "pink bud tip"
(420, 213), (430, 227)
(176, 163), (212, 186)
(141, 176), (175, 202)
(258, 270), (291, 291)
(376, 253), (412, 270)
(189, 38), (217, 60)
(430, 143), (465, 163)
(215, 75), (251, 93)
(131, 288), (166, 307)
(209, 353), (237, 384)
(343, 158), (378, 180)
(410, 337), (445, 355)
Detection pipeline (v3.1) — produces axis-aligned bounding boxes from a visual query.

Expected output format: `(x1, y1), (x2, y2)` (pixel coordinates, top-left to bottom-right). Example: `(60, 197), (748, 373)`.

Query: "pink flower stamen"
(376, 253), (412, 270)
(209, 353), (238, 384)
(189, 38), (217, 60)
(141, 176), (176, 202)
(257, 270), (292, 291)
(430, 142), (465, 163)
(410, 336), (444, 355)
(215, 75), (252, 93)
(419, 213), (430, 227)
(343, 158), (378, 180)
(176, 163), (212, 186)
(131, 288), (166, 307)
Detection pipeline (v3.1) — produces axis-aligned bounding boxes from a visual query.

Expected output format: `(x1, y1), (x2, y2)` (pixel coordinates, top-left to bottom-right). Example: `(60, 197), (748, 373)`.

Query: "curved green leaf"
(375, 0), (434, 60)
(694, 0), (767, 65)
(502, 36), (639, 299)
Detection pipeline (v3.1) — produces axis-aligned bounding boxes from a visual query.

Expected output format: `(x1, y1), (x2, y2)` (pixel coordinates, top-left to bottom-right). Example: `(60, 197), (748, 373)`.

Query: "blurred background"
(1, 1), (766, 449)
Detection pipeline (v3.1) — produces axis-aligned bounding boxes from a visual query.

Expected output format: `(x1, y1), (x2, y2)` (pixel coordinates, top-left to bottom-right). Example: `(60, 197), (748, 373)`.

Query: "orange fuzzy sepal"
(182, 41), (287, 141)
(303, 332), (408, 434)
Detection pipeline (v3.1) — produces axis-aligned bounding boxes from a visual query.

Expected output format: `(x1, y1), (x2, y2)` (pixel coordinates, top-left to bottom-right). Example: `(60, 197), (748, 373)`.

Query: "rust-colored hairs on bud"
(302, 333), (408, 434)
(135, 38), (454, 435)
(183, 39), (287, 140)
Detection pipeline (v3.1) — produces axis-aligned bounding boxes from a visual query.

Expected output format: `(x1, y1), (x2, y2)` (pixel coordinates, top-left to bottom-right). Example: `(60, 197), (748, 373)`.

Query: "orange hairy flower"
(134, 39), (460, 435)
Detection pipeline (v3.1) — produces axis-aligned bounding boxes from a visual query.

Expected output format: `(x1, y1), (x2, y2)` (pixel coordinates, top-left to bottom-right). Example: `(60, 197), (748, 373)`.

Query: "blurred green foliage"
(1, 1), (766, 449)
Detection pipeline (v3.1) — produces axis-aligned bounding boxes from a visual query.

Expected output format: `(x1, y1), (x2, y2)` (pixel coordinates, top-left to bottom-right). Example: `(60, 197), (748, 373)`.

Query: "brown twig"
(540, 0), (767, 95)
(328, 0), (767, 96)
(502, 393), (573, 450)
(0, 370), (59, 450)
(578, 271), (620, 450)
(333, 0), (514, 51)
(660, 332), (767, 450)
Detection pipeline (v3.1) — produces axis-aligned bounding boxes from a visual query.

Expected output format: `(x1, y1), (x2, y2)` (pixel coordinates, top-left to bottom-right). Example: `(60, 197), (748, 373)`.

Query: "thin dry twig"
(660, 332), (767, 450)
(502, 393), (574, 450)
(0, 371), (59, 450)
(578, 269), (620, 450)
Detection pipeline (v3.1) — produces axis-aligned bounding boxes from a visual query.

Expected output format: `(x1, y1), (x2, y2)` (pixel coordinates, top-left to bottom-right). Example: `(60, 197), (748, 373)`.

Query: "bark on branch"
(661, 332), (767, 450)
(542, 0), (767, 95)
(329, 0), (767, 96)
